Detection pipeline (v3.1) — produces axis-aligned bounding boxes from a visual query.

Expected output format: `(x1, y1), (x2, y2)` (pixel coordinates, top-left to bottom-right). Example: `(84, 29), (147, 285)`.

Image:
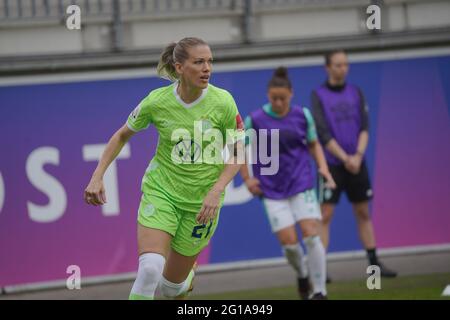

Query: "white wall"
(130, 16), (242, 49)
(0, 24), (82, 56)
(255, 7), (363, 41)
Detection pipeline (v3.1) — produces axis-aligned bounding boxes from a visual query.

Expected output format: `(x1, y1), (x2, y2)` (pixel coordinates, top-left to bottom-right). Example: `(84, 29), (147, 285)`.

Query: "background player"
(84, 37), (245, 300)
(311, 49), (397, 279)
(240, 67), (336, 299)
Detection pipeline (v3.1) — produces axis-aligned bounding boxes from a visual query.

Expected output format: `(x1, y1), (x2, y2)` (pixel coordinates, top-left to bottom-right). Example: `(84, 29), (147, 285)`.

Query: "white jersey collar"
(173, 81), (208, 109)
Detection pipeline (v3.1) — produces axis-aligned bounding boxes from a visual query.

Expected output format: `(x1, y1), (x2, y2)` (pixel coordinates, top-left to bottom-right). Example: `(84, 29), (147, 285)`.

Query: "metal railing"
(0, 0), (242, 20)
(0, 0), (373, 52)
(0, 0), (366, 21)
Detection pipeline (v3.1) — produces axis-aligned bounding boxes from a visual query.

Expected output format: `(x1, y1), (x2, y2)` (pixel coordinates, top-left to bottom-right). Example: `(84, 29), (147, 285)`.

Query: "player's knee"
(278, 232), (298, 246)
(355, 208), (370, 221)
(139, 256), (165, 283)
(300, 221), (319, 238)
(302, 226), (318, 238)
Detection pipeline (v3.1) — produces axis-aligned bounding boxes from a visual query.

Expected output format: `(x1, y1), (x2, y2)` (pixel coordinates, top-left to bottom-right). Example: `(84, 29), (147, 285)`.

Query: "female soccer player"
(240, 67), (336, 300)
(84, 37), (244, 300)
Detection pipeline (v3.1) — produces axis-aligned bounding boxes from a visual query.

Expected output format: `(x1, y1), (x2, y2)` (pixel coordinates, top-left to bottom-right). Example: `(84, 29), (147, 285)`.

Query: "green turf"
(190, 272), (450, 300)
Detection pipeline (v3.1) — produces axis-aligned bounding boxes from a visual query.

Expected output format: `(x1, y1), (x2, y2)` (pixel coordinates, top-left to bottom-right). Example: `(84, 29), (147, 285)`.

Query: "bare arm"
(239, 160), (250, 182)
(345, 130), (369, 174)
(214, 141), (245, 193)
(326, 130), (368, 174)
(308, 140), (336, 189)
(238, 149), (262, 196)
(196, 140), (245, 224)
(308, 140), (328, 172)
(84, 124), (136, 206)
(311, 92), (349, 164)
(345, 88), (370, 174)
(356, 130), (369, 156)
(325, 139), (350, 164)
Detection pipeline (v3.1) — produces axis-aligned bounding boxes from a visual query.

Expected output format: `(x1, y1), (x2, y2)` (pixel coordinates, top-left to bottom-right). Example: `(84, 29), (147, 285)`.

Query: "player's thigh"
(137, 224), (172, 257)
(297, 219), (321, 238)
(163, 248), (199, 283)
(262, 197), (296, 234)
(289, 189), (322, 237)
(137, 192), (179, 256)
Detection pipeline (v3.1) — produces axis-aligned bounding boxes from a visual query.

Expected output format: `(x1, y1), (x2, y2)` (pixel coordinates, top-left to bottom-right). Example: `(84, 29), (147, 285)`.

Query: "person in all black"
(311, 50), (397, 279)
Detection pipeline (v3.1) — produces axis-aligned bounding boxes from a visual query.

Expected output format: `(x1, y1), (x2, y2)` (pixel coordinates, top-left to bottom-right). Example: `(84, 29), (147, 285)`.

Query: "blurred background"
(0, 0), (449, 299)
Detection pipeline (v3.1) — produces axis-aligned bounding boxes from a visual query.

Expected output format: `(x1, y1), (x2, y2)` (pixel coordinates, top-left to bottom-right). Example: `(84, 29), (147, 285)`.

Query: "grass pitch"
(190, 272), (450, 300)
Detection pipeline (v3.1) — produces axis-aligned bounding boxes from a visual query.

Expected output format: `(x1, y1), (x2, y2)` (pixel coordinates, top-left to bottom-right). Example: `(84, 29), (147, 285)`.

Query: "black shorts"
(318, 161), (373, 204)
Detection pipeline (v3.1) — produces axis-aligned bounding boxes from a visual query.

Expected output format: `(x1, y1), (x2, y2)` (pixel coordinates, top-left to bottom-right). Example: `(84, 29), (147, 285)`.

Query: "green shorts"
(137, 191), (221, 257)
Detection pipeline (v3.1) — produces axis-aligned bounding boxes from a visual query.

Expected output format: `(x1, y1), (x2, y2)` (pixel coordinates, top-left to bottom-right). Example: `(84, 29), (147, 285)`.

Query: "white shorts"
(262, 189), (322, 233)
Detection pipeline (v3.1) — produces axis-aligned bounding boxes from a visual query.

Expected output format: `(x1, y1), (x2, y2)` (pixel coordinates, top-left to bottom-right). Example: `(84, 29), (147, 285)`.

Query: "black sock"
(366, 248), (379, 266)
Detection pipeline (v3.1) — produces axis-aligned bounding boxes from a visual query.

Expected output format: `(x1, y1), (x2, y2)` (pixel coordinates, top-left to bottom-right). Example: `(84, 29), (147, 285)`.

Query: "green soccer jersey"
(127, 82), (243, 212)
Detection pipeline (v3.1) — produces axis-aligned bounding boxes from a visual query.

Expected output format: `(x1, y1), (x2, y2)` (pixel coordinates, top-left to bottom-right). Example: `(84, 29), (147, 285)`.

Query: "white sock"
(304, 235), (327, 295)
(282, 243), (308, 279)
(159, 269), (194, 298)
(129, 253), (165, 300)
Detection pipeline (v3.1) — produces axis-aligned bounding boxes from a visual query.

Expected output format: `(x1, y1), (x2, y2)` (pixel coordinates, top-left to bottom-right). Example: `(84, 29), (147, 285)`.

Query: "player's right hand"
(319, 167), (337, 190)
(245, 177), (263, 196)
(84, 178), (107, 206)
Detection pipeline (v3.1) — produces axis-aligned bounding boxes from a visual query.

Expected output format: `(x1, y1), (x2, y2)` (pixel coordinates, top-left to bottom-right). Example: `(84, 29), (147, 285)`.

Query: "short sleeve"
(357, 87), (369, 131)
(303, 108), (318, 143)
(244, 115), (253, 130)
(126, 95), (153, 132)
(311, 91), (333, 145)
(222, 92), (245, 145)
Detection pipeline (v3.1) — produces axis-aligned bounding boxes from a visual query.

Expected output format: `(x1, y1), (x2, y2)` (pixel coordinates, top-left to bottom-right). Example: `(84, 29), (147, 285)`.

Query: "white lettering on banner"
(82, 143), (131, 216)
(26, 147), (67, 223)
(9, 140), (255, 222)
(0, 171), (4, 213)
(66, 5), (81, 30)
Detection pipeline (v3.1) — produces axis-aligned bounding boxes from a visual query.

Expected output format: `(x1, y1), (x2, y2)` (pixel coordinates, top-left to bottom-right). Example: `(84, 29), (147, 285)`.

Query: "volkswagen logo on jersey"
(174, 139), (202, 163)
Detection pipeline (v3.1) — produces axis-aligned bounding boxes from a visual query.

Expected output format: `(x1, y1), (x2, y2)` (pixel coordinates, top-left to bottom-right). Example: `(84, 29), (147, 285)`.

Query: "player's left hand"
(196, 188), (221, 225)
(345, 154), (362, 175)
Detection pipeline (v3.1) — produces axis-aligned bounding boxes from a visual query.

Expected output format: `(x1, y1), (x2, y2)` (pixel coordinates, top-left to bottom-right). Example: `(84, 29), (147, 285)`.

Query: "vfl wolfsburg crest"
(143, 204), (155, 217)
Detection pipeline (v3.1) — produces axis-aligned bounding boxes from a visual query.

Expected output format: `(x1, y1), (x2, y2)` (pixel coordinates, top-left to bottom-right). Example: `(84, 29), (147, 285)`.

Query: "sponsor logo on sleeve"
(130, 103), (141, 120)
